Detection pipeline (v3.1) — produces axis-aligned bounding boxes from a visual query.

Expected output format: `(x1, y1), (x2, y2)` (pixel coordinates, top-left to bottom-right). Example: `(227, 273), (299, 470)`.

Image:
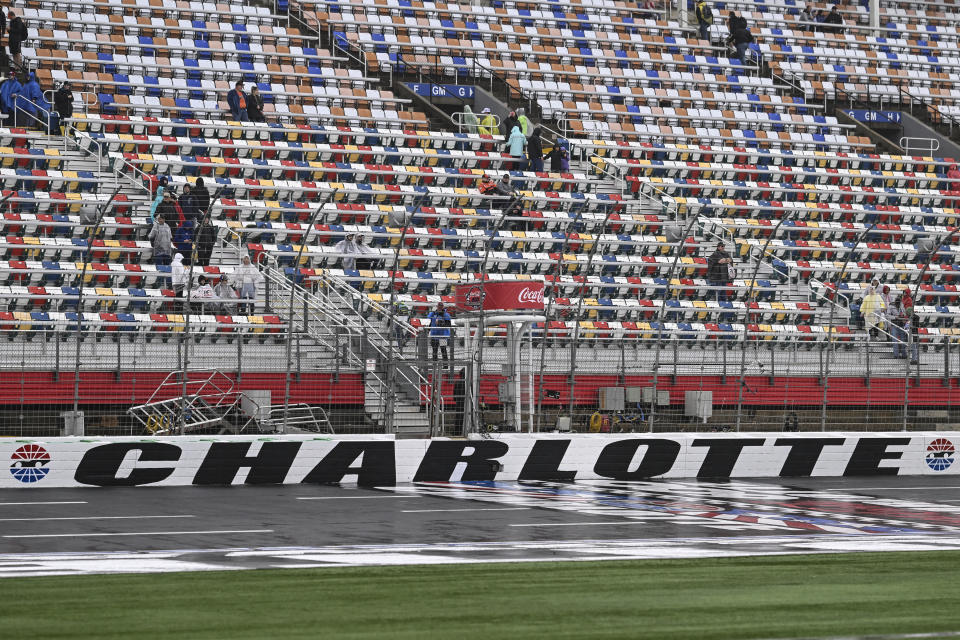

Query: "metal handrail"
(224, 232), (438, 425)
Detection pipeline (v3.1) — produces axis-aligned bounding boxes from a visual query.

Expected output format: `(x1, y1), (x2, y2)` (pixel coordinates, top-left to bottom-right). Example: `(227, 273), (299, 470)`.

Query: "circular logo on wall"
(925, 438), (955, 472)
(10, 444), (51, 484)
(464, 285), (484, 311)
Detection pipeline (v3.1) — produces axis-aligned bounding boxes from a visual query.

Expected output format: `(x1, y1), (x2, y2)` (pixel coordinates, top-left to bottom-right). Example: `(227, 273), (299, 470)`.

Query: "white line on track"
(510, 521), (646, 527)
(842, 486), (960, 491)
(0, 501), (87, 506)
(0, 515), (195, 522)
(2, 529), (273, 539)
(297, 495), (422, 500)
(751, 631), (960, 640)
(401, 508), (531, 513)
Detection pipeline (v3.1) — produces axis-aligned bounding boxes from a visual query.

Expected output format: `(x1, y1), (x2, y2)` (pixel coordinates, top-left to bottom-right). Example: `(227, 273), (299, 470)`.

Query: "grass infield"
(2, 551), (960, 639)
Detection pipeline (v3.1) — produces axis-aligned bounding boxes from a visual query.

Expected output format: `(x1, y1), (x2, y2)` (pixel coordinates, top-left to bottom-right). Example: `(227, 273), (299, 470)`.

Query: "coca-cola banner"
(454, 281), (545, 312)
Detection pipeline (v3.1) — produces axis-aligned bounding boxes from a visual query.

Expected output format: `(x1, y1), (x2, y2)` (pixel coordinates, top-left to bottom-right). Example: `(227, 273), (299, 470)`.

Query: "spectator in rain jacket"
(517, 107), (530, 136)
(507, 126), (526, 169)
(171, 253), (188, 301)
(17, 72), (49, 129)
(0, 72), (19, 122)
(461, 104), (479, 133)
(860, 287), (886, 339)
(479, 107), (498, 136)
(148, 215), (173, 265)
(527, 127), (544, 172)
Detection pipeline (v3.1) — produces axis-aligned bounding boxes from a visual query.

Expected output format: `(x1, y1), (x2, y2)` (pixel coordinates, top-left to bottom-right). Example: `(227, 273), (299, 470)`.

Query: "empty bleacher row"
(24, 0), (429, 127)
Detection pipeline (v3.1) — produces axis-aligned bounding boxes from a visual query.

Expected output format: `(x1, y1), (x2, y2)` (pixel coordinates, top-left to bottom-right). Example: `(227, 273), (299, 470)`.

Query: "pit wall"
(3, 433), (957, 488)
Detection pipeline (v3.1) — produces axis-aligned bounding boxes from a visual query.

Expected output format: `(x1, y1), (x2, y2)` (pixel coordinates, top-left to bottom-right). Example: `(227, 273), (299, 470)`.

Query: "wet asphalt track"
(0, 477), (959, 575)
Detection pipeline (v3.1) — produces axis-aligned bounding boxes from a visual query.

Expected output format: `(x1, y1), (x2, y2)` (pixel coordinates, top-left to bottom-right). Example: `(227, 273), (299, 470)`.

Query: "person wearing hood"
(502, 111), (519, 139)
(333, 233), (359, 269)
(461, 104), (479, 134)
(231, 254), (264, 313)
(527, 127), (544, 172)
(547, 143), (568, 172)
(860, 286), (886, 340)
(507, 125), (526, 170)
(170, 253), (188, 307)
(192, 177), (211, 214)
(354, 234), (379, 270)
(478, 107), (498, 136)
(0, 71), (21, 122)
(16, 72), (50, 130)
(148, 214), (173, 266)
(517, 107), (530, 136)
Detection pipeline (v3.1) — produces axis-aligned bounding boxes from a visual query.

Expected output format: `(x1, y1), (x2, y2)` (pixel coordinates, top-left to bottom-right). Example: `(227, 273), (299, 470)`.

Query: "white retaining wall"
(2, 433), (957, 488)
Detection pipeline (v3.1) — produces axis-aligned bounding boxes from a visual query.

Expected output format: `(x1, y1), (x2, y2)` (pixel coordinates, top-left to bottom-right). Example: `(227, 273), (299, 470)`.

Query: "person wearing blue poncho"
(0, 72), (21, 123)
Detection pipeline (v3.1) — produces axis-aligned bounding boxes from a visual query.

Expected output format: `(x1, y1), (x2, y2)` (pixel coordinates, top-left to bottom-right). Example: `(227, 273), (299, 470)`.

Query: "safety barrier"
(3, 432), (958, 487)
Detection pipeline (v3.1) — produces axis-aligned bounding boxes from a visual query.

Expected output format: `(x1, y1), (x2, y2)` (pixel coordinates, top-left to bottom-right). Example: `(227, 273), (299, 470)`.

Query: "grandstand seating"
(2, 0), (960, 437)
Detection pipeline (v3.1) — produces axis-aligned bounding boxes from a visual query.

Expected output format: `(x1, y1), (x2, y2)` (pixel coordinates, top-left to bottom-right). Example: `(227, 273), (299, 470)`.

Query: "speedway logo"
(926, 439), (955, 471)
(10, 444), (51, 484)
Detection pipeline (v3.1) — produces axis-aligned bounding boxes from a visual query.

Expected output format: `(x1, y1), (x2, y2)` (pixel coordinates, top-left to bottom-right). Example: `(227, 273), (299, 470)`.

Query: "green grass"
(3, 552), (960, 639)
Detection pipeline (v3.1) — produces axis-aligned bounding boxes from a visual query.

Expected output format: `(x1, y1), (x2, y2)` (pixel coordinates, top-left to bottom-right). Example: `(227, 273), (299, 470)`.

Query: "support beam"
(870, 0), (880, 29)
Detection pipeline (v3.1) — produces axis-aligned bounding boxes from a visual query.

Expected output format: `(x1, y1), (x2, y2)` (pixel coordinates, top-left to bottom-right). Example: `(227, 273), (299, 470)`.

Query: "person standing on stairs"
(461, 104), (479, 133)
(527, 126), (544, 172)
(427, 302), (453, 366)
(53, 82), (73, 135)
(695, 0), (714, 42)
(507, 125), (526, 171)
(7, 11), (26, 69)
(517, 108), (530, 136)
(195, 220), (217, 267)
(149, 215), (173, 267)
(192, 177), (211, 214)
(232, 254), (264, 314)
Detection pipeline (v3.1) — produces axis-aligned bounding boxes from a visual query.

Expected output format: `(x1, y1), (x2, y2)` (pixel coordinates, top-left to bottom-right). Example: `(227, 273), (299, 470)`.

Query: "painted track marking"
(0, 515), (195, 522)
(0, 501), (87, 506)
(3, 529), (273, 539)
(401, 508), (530, 513)
(510, 521), (648, 527)
(297, 496), (422, 500)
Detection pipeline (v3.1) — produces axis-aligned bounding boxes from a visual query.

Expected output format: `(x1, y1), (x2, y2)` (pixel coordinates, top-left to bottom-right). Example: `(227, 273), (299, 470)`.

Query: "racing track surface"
(1, 477), (959, 576)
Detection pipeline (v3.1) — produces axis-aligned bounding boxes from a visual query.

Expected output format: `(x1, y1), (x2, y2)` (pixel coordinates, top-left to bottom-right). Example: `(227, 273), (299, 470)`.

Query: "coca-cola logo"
(517, 287), (544, 305)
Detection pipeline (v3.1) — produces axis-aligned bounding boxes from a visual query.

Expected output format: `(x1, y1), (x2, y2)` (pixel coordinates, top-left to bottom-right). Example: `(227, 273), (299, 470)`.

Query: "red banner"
(454, 281), (545, 312)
